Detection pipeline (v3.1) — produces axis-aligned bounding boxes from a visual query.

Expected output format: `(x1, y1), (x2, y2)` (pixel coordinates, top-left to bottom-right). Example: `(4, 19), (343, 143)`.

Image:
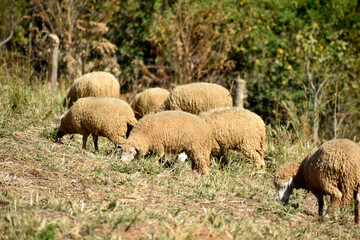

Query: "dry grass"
(1, 54), (360, 239)
(1, 124), (360, 239)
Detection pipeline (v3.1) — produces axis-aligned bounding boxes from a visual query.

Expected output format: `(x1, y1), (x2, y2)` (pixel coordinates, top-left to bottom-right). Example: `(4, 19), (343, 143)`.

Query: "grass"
(1, 52), (360, 239)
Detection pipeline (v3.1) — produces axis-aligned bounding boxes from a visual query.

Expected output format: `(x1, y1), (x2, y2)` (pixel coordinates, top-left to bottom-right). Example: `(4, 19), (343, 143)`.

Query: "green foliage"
(0, 0), (31, 45)
(230, 0), (360, 140)
(37, 223), (57, 240)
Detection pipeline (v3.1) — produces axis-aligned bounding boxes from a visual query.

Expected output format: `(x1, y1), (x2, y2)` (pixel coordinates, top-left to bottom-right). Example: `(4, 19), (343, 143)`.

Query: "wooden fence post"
(48, 34), (59, 90)
(234, 76), (246, 109)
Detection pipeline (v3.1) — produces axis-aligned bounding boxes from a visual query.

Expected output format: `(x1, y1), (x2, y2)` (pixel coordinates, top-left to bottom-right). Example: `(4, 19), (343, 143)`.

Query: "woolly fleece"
(160, 82), (233, 115)
(57, 97), (137, 150)
(131, 87), (170, 120)
(199, 107), (266, 168)
(64, 71), (120, 108)
(120, 111), (213, 177)
(274, 139), (360, 223)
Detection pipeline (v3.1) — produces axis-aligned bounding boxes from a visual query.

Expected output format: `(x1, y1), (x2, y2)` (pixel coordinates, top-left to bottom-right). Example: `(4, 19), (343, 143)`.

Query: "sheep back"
(300, 139), (360, 207)
(65, 71), (120, 108)
(131, 87), (170, 119)
(162, 82), (233, 115)
(199, 107), (266, 168)
(59, 97), (136, 146)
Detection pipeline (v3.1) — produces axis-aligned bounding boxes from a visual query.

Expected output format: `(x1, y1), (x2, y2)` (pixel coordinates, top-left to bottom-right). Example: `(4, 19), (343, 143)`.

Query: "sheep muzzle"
(277, 178), (294, 204)
(120, 145), (137, 162)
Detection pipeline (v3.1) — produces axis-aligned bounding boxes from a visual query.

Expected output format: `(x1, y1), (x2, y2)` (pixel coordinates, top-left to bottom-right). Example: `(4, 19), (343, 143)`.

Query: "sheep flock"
(55, 71), (360, 225)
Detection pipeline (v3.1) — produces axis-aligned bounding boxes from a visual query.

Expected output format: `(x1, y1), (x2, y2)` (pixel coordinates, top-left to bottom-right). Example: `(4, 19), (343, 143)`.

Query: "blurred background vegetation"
(1, 0), (359, 143)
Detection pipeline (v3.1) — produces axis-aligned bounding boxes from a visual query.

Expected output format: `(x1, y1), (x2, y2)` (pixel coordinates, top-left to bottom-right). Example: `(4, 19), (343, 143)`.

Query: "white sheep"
(131, 87), (170, 120)
(199, 107), (266, 168)
(56, 97), (137, 151)
(274, 138), (360, 223)
(120, 111), (213, 177)
(64, 71), (120, 108)
(159, 82), (233, 115)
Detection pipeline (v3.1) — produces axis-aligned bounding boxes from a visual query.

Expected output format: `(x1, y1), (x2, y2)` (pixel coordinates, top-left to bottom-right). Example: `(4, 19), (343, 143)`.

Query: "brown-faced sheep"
(159, 82), (233, 115)
(120, 111), (213, 178)
(274, 138), (360, 223)
(199, 107), (266, 168)
(131, 87), (170, 120)
(64, 71), (120, 108)
(56, 97), (137, 151)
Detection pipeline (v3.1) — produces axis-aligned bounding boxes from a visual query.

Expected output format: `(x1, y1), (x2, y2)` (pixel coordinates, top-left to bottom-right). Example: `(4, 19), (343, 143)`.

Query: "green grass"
(1, 52), (360, 239)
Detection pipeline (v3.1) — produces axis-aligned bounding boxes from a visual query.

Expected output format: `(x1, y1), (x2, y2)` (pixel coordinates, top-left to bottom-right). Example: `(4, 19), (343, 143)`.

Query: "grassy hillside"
(1, 61), (360, 239)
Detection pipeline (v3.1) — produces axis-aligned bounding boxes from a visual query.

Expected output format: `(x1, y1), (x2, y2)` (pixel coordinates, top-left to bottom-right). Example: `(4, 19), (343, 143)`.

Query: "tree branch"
(0, 0), (15, 47)
(0, 30), (14, 48)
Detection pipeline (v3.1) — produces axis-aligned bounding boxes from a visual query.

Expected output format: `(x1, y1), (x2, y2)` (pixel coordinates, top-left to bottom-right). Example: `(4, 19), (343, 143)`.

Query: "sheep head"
(274, 162), (300, 203)
(120, 140), (141, 162)
(56, 117), (67, 142)
(55, 128), (65, 142)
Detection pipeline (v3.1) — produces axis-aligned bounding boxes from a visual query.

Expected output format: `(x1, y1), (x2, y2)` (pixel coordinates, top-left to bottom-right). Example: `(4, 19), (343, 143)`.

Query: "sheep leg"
(241, 148), (265, 168)
(252, 146), (265, 168)
(324, 186), (342, 218)
(317, 196), (324, 217)
(190, 159), (199, 179)
(92, 134), (99, 151)
(199, 161), (209, 176)
(254, 154), (265, 169)
(82, 134), (89, 150)
(188, 152), (209, 178)
(355, 188), (360, 224)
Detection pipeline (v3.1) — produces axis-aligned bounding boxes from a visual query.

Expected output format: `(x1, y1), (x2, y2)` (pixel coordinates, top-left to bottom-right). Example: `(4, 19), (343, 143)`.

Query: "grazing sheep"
(159, 82), (233, 115)
(131, 87), (170, 120)
(120, 111), (213, 177)
(56, 97), (137, 151)
(274, 139), (360, 223)
(199, 107), (266, 168)
(64, 71), (120, 108)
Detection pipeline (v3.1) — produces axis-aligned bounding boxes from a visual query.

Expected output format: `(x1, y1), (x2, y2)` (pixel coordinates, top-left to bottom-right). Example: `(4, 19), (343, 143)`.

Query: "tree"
(0, 0), (28, 48)
(145, 0), (238, 84)
(30, 0), (119, 82)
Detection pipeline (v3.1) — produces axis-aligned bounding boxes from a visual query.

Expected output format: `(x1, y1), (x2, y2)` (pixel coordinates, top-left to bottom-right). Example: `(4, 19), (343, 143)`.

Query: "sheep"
(159, 82), (233, 115)
(120, 110), (213, 178)
(199, 107), (266, 168)
(64, 71), (120, 108)
(56, 97), (137, 151)
(131, 87), (170, 120)
(274, 138), (360, 223)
